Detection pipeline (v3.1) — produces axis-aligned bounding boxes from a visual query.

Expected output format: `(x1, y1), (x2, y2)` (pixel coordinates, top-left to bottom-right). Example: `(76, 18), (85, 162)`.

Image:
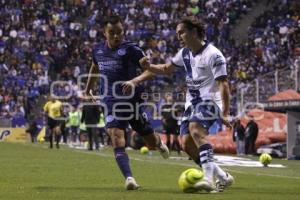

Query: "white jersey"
(171, 43), (227, 111)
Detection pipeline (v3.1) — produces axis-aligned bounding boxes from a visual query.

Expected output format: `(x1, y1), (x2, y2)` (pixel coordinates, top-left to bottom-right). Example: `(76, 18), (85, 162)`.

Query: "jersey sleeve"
(209, 52), (227, 80)
(129, 45), (145, 68)
(171, 48), (184, 68)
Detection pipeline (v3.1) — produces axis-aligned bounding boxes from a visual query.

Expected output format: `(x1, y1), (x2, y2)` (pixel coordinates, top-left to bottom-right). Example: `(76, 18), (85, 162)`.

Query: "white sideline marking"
(68, 148), (300, 180)
(224, 168), (300, 180)
(214, 155), (286, 168)
(169, 155), (286, 168)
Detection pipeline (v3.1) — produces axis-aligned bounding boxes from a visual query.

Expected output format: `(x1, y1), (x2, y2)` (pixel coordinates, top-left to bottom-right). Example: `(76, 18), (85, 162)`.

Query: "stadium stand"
(0, 0), (259, 123)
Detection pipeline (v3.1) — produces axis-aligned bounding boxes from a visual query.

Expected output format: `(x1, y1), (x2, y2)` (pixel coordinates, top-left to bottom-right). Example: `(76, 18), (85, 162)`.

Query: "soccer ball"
(259, 153), (272, 167)
(38, 137), (45, 143)
(178, 168), (204, 193)
(140, 146), (149, 155)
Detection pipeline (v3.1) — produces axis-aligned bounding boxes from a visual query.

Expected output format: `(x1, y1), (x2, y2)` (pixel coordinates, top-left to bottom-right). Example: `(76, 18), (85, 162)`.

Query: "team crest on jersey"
(118, 49), (126, 56)
(106, 115), (115, 123)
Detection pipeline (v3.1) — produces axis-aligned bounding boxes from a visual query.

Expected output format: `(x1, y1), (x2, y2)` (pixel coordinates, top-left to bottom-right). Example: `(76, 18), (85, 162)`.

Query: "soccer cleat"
(194, 179), (216, 193)
(125, 177), (140, 190)
(216, 172), (234, 192)
(158, 143), (169, 159)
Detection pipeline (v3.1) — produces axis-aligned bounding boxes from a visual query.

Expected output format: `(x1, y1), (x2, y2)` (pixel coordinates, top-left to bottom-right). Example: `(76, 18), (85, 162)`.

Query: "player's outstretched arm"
(122, 70), (154, 94)
(139, 57), (175, 74)
(85, 62), (99, 96)
(122, 57), (175, 94)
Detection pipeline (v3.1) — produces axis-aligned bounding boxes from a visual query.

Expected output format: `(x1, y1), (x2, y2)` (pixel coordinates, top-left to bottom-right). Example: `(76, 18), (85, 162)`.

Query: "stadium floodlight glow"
(50, 80), (73, 100)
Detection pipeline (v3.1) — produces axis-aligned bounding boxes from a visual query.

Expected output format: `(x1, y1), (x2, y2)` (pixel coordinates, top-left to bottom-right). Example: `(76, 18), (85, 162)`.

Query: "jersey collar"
(192, 41), (209, 57)
(104, 41), (124, 51)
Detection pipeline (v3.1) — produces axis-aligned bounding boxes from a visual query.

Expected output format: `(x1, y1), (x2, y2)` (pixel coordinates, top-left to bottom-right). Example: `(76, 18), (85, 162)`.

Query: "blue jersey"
(92, 41), (144, 103)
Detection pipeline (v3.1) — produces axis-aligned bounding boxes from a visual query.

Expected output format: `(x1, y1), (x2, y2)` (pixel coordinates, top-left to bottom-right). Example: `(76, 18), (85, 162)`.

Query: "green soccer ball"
(259, 153), (272, 167)
(178, 168), (204, 193)
(140, 146), (149, 155)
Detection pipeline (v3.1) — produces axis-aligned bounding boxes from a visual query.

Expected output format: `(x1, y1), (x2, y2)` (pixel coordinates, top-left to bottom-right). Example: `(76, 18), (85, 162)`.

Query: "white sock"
(213, 163), (227, 181)
(199, 144), (215, 184)
(201, 162), (214, 184)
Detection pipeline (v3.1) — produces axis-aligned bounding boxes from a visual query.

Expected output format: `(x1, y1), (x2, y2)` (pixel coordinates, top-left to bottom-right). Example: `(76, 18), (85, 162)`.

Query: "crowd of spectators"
(0, 0), (299, 125)
(226, 0), (299, 110)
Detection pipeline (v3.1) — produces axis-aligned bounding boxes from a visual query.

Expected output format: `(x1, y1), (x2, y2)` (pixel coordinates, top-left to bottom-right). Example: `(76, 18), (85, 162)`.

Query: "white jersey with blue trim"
(171, 43), (227, 111)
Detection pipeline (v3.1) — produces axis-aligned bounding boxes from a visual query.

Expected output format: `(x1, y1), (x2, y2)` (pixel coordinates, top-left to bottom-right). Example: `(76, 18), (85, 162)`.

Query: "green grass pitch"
(1, 142), (300, 200)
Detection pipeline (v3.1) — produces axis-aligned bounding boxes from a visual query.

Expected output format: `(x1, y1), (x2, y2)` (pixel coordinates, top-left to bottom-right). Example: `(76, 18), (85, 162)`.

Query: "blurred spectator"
(97, 108), (107, 146)
(245, 116), (259, 155)
(81, 100), (100, 151)
(25, 115), (39, 143)
(161, 93), (180, 154)
(232, 119), (245, 155)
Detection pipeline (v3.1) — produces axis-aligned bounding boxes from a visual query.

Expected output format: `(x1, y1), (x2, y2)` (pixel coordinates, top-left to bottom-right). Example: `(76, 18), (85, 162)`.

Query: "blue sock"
(114, 147), (132, 179)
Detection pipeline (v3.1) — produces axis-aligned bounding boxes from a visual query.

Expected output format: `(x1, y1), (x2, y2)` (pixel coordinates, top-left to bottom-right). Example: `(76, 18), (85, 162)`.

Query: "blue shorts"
(179, 100), (222, 135)
(104, 101), (153, 136)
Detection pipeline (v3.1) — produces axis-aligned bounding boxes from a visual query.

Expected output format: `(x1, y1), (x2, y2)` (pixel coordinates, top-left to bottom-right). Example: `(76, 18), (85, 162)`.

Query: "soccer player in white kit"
(139, 17), (234, 192)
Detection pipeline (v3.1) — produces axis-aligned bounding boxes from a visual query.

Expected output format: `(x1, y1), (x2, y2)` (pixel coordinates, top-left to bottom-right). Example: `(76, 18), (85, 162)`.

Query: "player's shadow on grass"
(35, 186), (239, 195)
(130, 187), (225, 195)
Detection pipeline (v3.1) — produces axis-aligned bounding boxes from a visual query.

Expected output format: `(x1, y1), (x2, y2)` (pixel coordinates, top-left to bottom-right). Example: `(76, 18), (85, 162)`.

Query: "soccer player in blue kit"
(139, 17), (234, 193)
(84, 15), (169, 190)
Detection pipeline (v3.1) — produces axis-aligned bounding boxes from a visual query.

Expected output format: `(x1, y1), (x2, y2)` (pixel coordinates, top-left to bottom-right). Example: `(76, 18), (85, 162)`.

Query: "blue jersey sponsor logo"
(118, 49), (126, 56)
(96, 49), (103, 55)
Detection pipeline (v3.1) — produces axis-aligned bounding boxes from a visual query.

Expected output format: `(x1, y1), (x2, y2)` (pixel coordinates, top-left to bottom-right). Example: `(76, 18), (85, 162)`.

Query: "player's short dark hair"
(179, 17), (205, 39)
(104, 15), (122, 27)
